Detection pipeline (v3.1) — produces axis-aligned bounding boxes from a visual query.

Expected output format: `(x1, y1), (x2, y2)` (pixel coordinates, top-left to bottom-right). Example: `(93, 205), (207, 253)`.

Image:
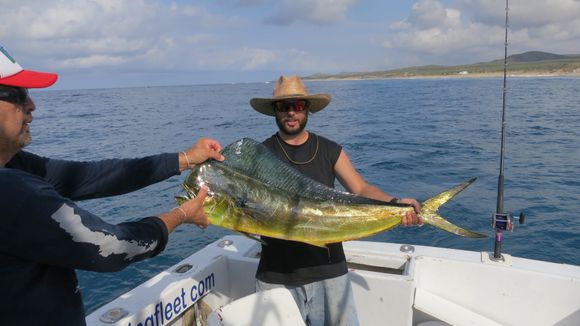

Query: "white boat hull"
(86, 235), (580, 326)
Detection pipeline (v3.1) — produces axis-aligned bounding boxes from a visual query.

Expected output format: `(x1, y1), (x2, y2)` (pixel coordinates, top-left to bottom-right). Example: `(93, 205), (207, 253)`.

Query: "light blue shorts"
(256, 274), (359, 326)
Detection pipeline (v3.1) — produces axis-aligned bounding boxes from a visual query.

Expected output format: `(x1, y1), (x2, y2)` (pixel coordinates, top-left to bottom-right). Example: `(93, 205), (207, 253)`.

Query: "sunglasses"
(0, 86), (29, 106)
(274, 100), (308, 113)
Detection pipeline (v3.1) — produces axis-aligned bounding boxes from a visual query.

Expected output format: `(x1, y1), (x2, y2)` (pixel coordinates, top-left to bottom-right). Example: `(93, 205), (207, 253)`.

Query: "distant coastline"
(306, 70), (580, 82)
(304, 51), (580, 82)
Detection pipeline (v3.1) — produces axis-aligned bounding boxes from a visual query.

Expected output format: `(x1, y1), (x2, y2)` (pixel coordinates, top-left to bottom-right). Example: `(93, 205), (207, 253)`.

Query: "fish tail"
(420, 178), (487, 238)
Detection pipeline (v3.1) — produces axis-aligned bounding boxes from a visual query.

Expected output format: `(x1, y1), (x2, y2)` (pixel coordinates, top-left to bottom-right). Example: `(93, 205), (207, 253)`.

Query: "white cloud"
(265, 0), (359, 25)
(407, 0), (461, 29)
(464, 0), (580, 28)
(0, 0), (237, 71)
(383, 0), (580, 66)
(0, 0), (353, 77)
(56, 55), (129, 69)
(1, 0), (578, 88)
(239, 48), (278, 70)
(236, 0), (269, 6)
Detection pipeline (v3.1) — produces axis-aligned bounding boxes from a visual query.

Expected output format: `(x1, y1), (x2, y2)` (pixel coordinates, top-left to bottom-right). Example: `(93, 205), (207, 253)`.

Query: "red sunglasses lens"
(275, 100), (306, 112)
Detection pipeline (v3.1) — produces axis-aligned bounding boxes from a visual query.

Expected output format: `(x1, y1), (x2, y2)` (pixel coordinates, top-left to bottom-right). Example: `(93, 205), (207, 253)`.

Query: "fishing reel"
(491, 212), (525, 231)
(490, 211), (525, 261)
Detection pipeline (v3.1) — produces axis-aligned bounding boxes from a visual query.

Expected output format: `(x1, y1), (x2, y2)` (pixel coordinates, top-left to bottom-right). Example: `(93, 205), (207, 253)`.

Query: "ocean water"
(28, 77), (580, 314)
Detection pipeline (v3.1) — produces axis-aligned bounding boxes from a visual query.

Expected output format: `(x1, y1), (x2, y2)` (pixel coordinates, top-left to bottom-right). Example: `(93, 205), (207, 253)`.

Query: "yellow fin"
(304, 241), (329, 249)
(420, 178), (488, 238)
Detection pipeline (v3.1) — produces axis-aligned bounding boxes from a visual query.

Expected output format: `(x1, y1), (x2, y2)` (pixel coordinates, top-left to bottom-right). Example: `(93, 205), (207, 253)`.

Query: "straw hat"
(250, 75), (331, 116)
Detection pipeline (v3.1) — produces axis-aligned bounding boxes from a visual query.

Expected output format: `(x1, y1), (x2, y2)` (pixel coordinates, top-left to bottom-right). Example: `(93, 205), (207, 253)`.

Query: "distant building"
(458, 71), (469, 75)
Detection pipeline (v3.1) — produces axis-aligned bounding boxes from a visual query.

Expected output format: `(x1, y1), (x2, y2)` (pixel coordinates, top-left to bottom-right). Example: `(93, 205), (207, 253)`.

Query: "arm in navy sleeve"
(7, 150), (180, 200)
(0, 170), (168, 272)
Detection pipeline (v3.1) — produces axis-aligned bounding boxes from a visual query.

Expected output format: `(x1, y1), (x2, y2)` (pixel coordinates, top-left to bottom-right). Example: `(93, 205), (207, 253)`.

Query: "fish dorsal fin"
(217, 138), (387, 205)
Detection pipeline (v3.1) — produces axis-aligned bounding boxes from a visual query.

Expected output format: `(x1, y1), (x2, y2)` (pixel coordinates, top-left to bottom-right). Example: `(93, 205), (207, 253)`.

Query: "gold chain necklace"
(275, 133), (319, 165)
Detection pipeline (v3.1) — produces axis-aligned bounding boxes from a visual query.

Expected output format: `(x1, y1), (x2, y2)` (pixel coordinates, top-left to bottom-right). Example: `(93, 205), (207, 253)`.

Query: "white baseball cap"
(0, 45), (57, 88)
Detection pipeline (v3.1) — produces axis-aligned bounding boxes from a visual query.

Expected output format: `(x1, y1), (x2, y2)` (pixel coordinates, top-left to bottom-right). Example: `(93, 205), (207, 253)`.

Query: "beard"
(0, 126), (31, 152)
(19, 124), (32, 148)
(21, 133), (32, 147)
(275, 113), (308, 135)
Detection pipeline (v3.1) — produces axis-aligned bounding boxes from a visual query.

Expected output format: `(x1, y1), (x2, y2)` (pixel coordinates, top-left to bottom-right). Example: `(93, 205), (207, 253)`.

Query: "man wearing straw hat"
(250, 75), (422, 325)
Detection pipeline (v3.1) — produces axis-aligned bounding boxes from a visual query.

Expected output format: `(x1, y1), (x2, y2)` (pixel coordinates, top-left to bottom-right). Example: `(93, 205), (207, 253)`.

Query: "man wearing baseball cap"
(0, 45), (223, 325)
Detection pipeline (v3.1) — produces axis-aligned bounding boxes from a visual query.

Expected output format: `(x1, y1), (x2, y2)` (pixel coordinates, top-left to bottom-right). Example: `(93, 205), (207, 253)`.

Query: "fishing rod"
(491, 0), (525, 261)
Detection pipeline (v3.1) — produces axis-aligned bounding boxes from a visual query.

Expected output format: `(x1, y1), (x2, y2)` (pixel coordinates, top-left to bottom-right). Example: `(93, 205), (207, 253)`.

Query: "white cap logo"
(0, 46), (24, 79)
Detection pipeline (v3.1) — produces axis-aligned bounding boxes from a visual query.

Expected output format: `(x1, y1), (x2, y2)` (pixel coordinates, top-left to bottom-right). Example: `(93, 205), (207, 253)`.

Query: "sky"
(1, 0), (579, 90)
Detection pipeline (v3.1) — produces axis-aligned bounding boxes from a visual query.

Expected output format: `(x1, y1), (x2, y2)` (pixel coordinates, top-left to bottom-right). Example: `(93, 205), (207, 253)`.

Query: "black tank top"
(256, 132), (348, 285)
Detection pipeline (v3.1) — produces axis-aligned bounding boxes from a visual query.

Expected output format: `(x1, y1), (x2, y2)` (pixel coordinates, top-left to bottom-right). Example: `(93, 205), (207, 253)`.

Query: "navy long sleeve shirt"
(0, 150), (181, 326)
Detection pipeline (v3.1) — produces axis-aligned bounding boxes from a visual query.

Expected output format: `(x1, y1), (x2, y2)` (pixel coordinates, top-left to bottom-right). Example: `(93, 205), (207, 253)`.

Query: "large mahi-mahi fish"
(177, 138), (486, 247)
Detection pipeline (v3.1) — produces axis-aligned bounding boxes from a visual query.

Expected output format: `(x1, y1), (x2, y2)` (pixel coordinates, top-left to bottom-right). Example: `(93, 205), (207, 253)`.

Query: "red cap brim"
(0, 69), (58, 88)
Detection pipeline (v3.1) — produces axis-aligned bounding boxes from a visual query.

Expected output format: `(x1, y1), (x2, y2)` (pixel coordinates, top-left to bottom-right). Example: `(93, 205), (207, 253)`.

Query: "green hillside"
(305, 51), (580, 80)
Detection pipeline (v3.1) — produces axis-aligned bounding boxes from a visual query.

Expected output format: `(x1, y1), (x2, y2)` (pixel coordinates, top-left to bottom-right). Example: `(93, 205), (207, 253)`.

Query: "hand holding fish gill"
(179, 137), (224, 171)
(161, 186), (210, 233)
(178, 186), (211, 229)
